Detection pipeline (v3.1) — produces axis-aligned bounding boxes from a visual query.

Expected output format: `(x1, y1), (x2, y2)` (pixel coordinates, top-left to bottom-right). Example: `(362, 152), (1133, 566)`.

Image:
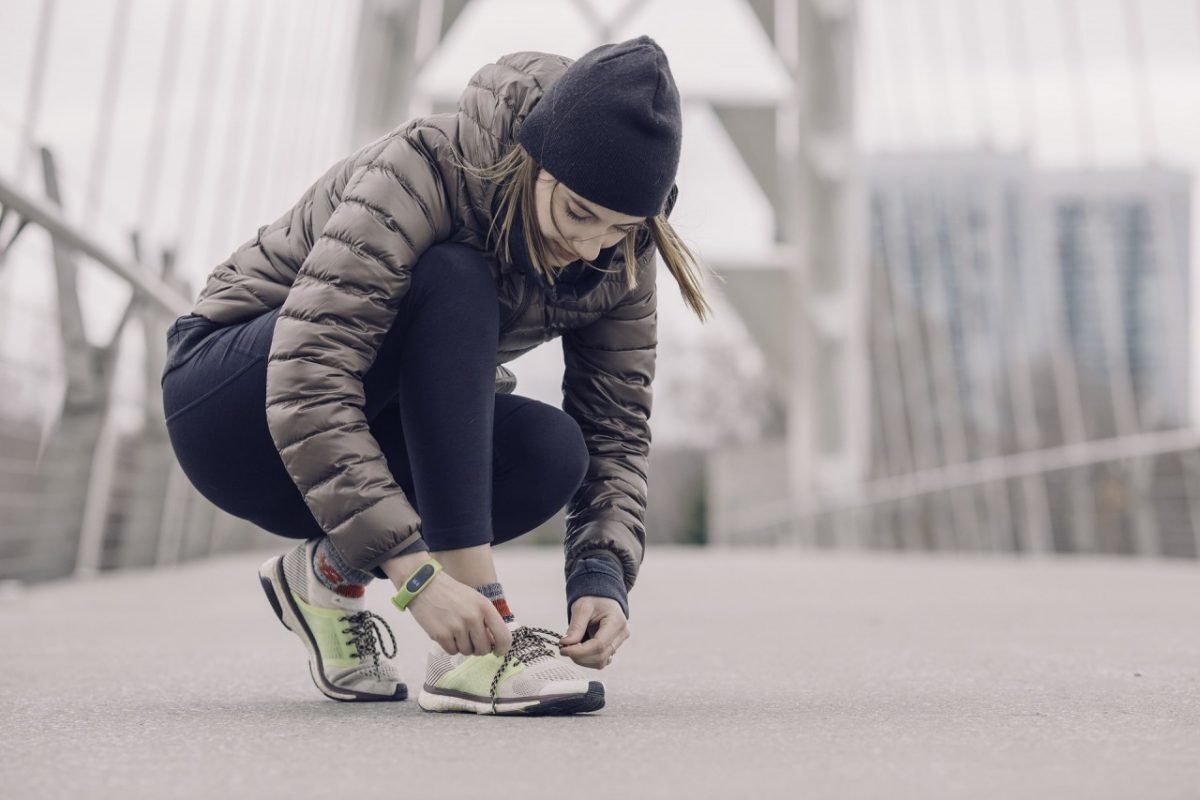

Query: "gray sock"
(312, 537), (374, 593)
(476, 581), (515, 623)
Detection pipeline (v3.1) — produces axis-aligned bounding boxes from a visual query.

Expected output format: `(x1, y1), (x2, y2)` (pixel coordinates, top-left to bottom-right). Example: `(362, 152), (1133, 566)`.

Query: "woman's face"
(534, 168), (646, 267)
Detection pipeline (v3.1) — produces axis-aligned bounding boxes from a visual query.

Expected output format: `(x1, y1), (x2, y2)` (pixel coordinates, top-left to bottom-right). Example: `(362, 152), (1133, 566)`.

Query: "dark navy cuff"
(565, 554), (630, 622)
(367, 536), (430, 580)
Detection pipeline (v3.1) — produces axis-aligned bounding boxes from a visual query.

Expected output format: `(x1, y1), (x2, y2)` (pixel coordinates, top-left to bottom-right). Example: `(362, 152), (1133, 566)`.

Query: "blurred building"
(1042, 168), (1192, 435)
(867, 151), (1037, 477)
(712, 150), (1198, 558)
(867, 152), (1192, 478)
(868, 151), (1195, 474)
(848, 151), (1195, 556)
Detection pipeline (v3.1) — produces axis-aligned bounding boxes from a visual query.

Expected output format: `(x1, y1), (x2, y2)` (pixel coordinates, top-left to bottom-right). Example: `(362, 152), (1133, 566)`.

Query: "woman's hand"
(558, 596), (630, 669)
(407, 571), (512, 658)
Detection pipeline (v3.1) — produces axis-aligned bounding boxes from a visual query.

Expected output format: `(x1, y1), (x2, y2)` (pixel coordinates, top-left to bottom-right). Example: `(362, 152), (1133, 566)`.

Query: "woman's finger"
(615, 626), (631, 650)
(484, 604), (512, 657)
(561, 634), (606, 660)
(560, 601), (594, 646)
(468, 622), (491, 655)
(561, 613), (622, 661)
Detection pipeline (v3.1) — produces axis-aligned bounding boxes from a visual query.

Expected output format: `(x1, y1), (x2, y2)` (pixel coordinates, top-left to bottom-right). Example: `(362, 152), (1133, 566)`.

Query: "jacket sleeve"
(560, 241), (659, 610)
(264, 132), (452, 573)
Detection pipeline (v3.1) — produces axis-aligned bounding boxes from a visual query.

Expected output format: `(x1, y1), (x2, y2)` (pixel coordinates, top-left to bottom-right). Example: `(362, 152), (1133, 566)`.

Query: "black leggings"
(162, 243), (589, 555)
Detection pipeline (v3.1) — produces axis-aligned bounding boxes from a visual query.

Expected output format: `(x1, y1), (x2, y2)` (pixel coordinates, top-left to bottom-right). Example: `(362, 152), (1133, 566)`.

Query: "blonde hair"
(447, 141), (715, 322)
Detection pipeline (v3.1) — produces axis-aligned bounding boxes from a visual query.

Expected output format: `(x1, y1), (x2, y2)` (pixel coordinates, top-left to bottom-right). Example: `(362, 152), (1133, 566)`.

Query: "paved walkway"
(2, 546), (1198, 799)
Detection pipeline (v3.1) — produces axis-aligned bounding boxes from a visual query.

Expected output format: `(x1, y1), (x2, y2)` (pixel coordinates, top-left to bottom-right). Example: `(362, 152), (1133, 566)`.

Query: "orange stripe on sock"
(316, 550), (365, 597)
(315, 550), (344, 586)
(491, 598), (513, 620)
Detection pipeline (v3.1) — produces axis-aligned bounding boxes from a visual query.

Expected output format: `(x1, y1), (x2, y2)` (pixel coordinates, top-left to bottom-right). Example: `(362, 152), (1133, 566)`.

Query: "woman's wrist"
(391, 557), (444, 612)
(565, 553), (630, 621)
(380, 549), (437, 591)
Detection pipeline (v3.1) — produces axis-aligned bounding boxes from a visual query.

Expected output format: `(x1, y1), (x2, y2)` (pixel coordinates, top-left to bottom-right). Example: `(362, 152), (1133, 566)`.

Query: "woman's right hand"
(406, 570), (512, 658)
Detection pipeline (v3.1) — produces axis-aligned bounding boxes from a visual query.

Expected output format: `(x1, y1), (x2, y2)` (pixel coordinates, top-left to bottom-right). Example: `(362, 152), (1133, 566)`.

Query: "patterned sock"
(312, 537), (374, 599)
(476, 581), (515, 623)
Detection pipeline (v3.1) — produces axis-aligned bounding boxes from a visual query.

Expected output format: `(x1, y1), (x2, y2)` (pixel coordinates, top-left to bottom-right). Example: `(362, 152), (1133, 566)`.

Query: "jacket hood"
(457, 51), (574, 170)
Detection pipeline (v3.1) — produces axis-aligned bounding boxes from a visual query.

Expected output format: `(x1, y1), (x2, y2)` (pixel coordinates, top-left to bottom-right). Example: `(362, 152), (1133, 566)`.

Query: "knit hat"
(517, 35), (682, 219)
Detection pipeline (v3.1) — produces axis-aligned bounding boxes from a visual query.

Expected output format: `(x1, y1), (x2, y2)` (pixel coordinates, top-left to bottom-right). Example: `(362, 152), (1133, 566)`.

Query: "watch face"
(406, 563), (435, 592)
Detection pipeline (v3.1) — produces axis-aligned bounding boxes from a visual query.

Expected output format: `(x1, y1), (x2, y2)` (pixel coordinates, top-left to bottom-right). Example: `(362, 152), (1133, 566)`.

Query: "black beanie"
(517, 35), (682, 219)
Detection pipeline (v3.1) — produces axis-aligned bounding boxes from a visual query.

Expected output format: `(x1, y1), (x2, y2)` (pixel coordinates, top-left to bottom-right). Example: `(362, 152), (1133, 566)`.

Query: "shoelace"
(488, 625), (565, 714)
(340, 610), (398, 676)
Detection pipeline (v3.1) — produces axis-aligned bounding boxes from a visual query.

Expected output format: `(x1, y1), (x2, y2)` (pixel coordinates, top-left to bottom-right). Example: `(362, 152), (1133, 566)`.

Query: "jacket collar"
(505, 205), (618, 303)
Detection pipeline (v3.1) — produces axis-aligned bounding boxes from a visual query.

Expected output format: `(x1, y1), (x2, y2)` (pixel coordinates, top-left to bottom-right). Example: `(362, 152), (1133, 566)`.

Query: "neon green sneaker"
(258, 539), (406, 702)
(417, 624), (605, 715)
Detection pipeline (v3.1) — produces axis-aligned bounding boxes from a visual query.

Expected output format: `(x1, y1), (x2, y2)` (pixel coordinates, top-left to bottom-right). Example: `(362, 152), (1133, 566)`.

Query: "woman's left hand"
(559, 596), (630, 669)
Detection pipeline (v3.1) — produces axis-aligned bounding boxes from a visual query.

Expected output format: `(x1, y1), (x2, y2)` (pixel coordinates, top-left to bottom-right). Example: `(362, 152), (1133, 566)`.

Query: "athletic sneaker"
(258, 539), (407, 701)
(417, 623), (605, 715)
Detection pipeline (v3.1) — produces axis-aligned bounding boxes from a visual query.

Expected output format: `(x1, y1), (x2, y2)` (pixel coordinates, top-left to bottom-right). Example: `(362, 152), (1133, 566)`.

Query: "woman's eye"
(565, 206), (589, 223)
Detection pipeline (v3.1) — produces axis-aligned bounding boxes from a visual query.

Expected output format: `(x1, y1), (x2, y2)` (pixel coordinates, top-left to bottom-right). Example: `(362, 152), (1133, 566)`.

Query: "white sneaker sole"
(416, 682), (605, 715)
(257, 554), (407, 703)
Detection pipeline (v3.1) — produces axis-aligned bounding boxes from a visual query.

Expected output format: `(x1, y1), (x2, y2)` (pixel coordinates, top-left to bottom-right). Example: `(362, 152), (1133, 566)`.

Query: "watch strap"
(391, 557), (443, 612)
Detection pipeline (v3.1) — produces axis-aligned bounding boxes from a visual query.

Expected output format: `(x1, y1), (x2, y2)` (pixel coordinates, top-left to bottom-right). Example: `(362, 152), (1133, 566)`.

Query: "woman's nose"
(572, 237), (603, 261)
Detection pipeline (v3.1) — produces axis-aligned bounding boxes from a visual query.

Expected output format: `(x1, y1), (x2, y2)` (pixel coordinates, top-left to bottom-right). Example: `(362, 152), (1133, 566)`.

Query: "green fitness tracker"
(391, 557), (443, 612)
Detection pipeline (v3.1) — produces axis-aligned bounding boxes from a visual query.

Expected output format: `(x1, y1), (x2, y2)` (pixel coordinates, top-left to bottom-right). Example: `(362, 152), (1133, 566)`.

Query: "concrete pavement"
(2, 545), (1198, 799)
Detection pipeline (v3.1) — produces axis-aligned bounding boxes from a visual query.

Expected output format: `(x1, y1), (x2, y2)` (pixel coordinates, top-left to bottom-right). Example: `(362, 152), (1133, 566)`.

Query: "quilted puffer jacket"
(178, 50), (678, 606)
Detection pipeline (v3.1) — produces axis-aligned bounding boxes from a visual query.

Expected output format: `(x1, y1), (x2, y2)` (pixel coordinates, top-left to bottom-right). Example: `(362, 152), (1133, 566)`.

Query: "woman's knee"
(510, 404), (590, 494)
(491, 404), (589, 545)
(411, 243), (498, 321)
